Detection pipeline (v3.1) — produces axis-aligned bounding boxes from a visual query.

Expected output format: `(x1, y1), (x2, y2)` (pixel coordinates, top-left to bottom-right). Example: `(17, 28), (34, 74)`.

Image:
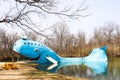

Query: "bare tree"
(44, 22), (71, 56)
(93, 27), (104, 46)
(64, 34), (78, 57)
(77, 31), (86, 56)
(93, 22), (116, 46)
(0, 28), (8, 58)
(101, 23), (115, 45)
(7, 33), (19, 61)
(25, 31), (38, 41)
(114, 25), (120, 53)
(0, 0), (88, 38)
(53, 22), (70, 51)
(93, 22), (118, 56)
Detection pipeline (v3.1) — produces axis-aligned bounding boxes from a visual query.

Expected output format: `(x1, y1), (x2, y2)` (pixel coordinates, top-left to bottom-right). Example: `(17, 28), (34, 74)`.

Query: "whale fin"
(84, 46), (108, 62)
(46, 56), (58, 64)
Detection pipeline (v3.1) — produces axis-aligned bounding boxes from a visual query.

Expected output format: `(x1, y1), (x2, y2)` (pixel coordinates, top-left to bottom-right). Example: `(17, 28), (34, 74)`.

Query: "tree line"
(0, 22), (120, 61)
(44, 22), (120, 57)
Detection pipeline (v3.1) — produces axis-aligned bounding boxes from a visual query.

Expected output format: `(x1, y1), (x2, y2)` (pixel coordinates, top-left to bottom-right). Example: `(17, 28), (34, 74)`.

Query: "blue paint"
(13, 38), (60, 63)
(36, 61), (108, 75)
(13, 38), (108, 64)
(84, 62), (108, 75)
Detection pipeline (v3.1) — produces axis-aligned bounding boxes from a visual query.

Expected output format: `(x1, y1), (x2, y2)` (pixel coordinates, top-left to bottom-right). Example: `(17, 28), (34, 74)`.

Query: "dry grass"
(0, 62), (88, 80)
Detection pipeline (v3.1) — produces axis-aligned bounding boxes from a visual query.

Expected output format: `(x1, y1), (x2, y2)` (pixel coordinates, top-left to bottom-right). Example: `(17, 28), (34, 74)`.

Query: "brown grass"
(0, 62), (88, 80)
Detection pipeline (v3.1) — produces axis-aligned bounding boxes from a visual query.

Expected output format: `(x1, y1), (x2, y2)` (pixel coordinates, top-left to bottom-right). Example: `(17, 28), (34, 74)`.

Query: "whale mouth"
(12, 50), (41, 61)
(12, 50), (22, 56)
(31, 54), (41, 61)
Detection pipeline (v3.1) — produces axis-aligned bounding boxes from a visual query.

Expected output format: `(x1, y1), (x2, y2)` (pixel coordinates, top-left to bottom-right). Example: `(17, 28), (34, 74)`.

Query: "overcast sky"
(39, 0), (120, 37)
(68, 0), (120, 36)
(0, 0), (120, 38)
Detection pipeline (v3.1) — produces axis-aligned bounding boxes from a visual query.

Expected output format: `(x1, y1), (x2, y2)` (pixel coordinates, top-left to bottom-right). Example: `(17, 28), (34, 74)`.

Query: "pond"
(36, 58), (120, 80)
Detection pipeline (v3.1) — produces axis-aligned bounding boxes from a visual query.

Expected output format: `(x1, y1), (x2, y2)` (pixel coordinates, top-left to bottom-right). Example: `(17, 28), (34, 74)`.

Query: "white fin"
(46, 56), (58, 64)
(47, 63), (58, 70)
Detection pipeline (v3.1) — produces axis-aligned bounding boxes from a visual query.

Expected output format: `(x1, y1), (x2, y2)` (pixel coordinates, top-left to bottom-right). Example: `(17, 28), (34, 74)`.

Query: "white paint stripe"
(47, 63), (58, 70)
(46, 56), (58, 64)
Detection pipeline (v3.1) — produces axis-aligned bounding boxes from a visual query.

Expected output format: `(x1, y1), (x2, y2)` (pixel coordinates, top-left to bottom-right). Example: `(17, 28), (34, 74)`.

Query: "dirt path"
(0, 62), (88, 80)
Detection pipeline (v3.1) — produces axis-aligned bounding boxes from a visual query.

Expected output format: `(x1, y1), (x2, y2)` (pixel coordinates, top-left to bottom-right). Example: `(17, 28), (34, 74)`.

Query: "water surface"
(36, 58), (120, 80)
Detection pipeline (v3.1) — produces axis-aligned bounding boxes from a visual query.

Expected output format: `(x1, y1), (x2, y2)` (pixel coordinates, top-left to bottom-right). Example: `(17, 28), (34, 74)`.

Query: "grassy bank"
(0, 62), (88, 80)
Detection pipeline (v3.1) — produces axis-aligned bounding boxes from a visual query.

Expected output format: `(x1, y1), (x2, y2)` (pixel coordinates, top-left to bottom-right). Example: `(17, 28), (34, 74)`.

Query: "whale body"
(13, 38), (108, 64)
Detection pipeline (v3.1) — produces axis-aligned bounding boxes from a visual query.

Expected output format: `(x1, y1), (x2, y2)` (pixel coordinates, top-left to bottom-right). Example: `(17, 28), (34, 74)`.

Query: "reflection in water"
(36, 61), (108, 78)
(84, 62), (108, 75)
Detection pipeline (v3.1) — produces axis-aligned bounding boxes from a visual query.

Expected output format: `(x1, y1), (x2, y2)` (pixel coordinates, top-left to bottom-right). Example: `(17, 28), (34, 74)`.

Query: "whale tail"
(84, 46), (108, 62)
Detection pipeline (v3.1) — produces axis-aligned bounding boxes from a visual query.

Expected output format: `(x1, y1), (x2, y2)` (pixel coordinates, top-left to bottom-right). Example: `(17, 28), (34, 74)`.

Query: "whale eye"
(22, 36), (28, 40)
(34, 48), (38, 52)
(22, 38), (28, 40)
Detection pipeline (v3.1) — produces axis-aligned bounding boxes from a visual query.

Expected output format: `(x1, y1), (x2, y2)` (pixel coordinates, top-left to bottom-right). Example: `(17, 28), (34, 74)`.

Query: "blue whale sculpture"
(36, 61), (108, 76)
(13, 38), (108, 64)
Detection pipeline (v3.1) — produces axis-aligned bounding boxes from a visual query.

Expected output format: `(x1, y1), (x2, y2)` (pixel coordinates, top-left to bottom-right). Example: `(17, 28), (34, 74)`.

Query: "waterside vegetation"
(0, 22), (120, 61)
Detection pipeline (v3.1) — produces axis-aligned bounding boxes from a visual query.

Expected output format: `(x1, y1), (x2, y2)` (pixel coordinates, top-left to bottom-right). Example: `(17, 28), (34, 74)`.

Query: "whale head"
(13, 38), (60, 63)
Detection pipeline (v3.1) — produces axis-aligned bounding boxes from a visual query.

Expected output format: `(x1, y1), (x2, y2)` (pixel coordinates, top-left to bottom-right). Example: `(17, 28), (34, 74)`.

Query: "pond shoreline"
(0, 62), (88, 80)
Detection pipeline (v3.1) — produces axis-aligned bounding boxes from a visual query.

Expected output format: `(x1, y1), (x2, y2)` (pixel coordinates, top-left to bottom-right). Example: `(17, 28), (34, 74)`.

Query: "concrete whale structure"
(36, 61), (108, 75)
(13, 38), (108, 65)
